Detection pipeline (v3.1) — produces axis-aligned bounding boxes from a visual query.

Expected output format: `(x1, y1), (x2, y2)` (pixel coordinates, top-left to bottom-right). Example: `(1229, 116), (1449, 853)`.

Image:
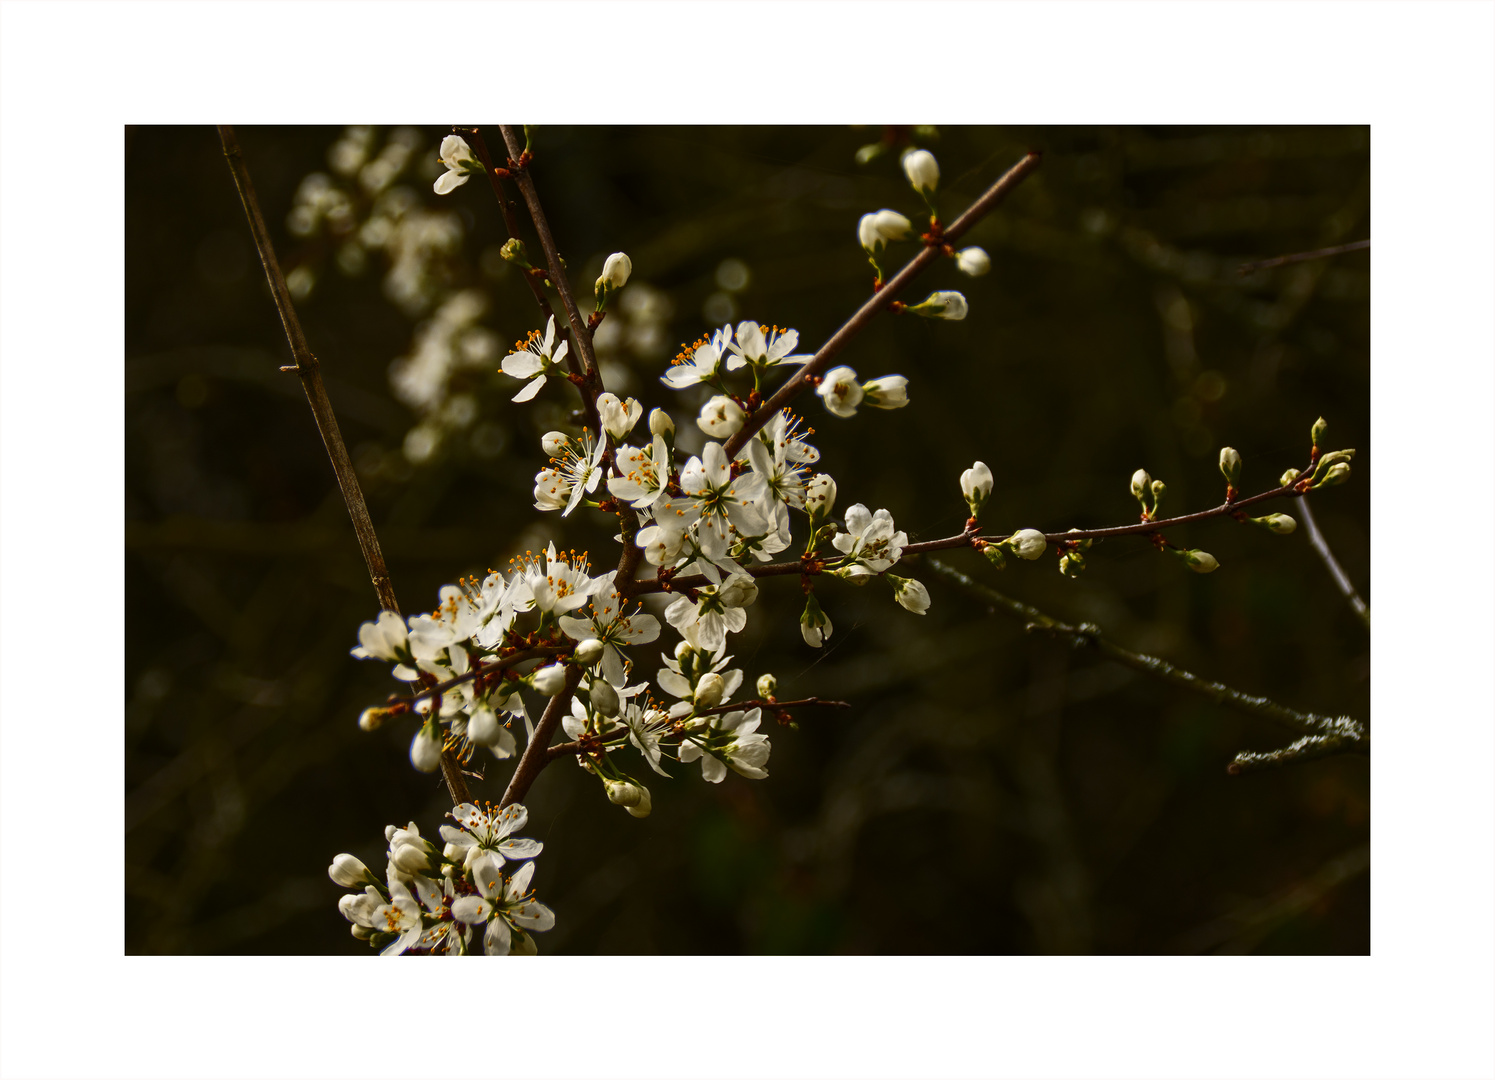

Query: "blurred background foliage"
(125, 125), (1369, 955)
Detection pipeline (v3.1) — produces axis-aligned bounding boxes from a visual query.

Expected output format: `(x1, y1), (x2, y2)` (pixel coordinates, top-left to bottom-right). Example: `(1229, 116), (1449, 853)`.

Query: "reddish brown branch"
(500, 664), (584, 809)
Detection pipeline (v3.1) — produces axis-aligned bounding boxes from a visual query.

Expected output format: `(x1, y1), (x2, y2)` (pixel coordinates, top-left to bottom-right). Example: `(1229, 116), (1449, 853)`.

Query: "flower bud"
(500, 238), (532, 268)
(674, 638), (695, 662)
(574, 638), (606, 665)
(1252, 513), (1298, 535)
(328, 853), (375, 889)
(531, 663), (569, 697)
(816, 366), (863, 418)
(697, 394), (745, 438)
(694, 672), (725, 709)
(862, 375), (909, 410)
(805, 473), (838, 522)
(391, 839), (433, 875)
(1005, 528), (1047, 560)
(902, 149), (940, 195)
(800, 593), (833, 648)
(1280, 467), (1301, 487)
(467, 704), (501, 746)
(890, 575), (931, 614)
(409, 719), (444, 773)
(590, 678), (620, 717)
(858, 209), (913, 253)
(541, 431), (571, 458)
(955, 247), (990, 277)
(1130, 468), (1151, 503)
(649, 407), (675, 438)
(982, 541), (1008, 569)
(756, 673), (777, 699)
(606, 779), (644, 807)
(960, 461), (994, 516)
(358, 705), (396, 732)
(1312, 462), (1351, 489)
(598, 251), (631, 290)
(1219, 447), (1242, 487)
(625, 785), (653, 818)
(1150, 479), (1167, 516)
(905, 290), (968, 321)
(1181, 549), (1220, 574)
(1311, 416), (1328, 448)
(1058, 552), (1085, 578)
(443, 842), (463, 862)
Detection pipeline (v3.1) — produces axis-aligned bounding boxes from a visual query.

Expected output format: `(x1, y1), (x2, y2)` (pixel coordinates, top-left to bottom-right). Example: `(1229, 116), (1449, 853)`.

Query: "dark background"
(125, 125), (1369, 955)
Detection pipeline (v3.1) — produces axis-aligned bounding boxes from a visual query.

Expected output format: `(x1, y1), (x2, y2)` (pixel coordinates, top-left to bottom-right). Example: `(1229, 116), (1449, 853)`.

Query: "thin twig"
(461, 127), (560, 327)
(721, 151), (1043, 459)
(922, 558), (1368, 766)
(1237, 238), (1369, 275)
(390, 645), (572, 708)
(500, 664), (584, 809)
(218, 125), (470, 807)
(1297, 495), (1370, 630)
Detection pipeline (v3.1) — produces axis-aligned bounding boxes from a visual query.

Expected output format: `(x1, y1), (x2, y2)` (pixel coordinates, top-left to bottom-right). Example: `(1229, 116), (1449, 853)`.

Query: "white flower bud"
(697, 395), (745, 438)
(1219, 447), (1242, 487)
(858, 209), (913, 253)
(674, 638), (695, 661)
(906, 290), (968, 320)
(718, 575), (759, 609)
(694, 672), (725, 709)
(955, 246), (990, 277)
(391, 839), (433, 874)
(1313, 462), (1351, 488)
(574, 638), (606, 665)
(541, 431), (571, 458)
(756, 673), (777, 699)
(1007, 528), (1047, 560)
(442, 842), (463, 862)
(1183, 549), (1220, 574)
(960, 461), (994, 515)
(606, 779), (643, 807)
(892, 576), (931, 614)
(817, 366), (864, 418)
(590, 678), (620, 717)
(902, 149), (940, 194)
(467, 704), (501, 746)
(328, 854), (373, 889)
(649, 407), (675, 438)
(532, 663), (569, 697)
(358, 706), (394, 732)
(625, 785), (653, 818)
(409, 719), (444, 773)
(862, 375), (909, 410)
(1280, 467), (1301, 487)
(1131, 468), (1152, 502)
(805, 473), (838, 521)
(598, 251), (631, 290)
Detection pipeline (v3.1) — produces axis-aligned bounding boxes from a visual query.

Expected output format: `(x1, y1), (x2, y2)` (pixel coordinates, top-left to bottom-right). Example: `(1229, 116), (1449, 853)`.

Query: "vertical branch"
(217, 125), (470, 807)
(500, 665), (584, 809)
(1298, 495), (1370, 630)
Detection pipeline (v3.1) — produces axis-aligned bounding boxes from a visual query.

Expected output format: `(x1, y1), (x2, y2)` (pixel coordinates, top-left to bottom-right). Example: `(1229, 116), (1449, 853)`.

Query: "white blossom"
(502, 316), (569, 402)
(697, 395), (745, 439)
(955, 246), (991, 277)
(678, 707), (771, 783)
(607, 435), (671, 510)
(434, 135), (481, 196)
(961, 461), (993, 515)
(597, 251), (631, 291)
(451, 859), (555, 956)
(861, 375), (909, 410)
(533, 428), (606, 517)
(558, 573), (662, 686)
(662, 325), (731, 390)
(902, 149), (940, 195)
(440, 802), (544, 885)
(832, 504), (908, 578)
(724, 321), (810, 371)
(858, 209), (913, 253)
(817, 365), (864, 418)
(597, 392), (643, 443)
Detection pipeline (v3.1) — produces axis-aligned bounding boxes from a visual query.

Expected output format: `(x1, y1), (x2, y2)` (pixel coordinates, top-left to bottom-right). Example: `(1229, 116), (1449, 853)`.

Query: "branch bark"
(500, 664), (584, 809)
(218, 125), (470, 806)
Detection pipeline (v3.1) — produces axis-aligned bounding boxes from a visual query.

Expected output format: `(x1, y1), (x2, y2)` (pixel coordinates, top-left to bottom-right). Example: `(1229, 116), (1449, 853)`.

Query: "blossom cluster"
(330, 802), (554, 956)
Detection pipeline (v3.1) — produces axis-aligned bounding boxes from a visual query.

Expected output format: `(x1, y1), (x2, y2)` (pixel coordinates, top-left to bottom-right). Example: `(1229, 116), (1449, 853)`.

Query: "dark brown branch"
(1297, 495), (1370, 630)
(1238, 238), (1369, 275)
(500, 664), (583, 809)
(461, 127), (560, 326)
(922, 557), (1368, 767)
(721, 151), (1043, 459)
(496, 127), (599, 374)
(217, 125), (471, 807)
